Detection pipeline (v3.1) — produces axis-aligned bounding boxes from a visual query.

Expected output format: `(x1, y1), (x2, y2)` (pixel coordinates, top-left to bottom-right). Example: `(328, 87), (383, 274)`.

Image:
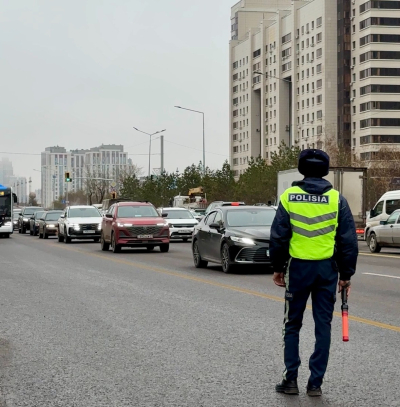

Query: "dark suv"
(18, 207), (44, 234)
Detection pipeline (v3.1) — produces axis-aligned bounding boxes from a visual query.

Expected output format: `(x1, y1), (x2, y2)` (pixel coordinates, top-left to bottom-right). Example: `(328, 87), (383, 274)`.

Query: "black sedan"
(29, 210), (46, 236)
(191, 206), (276, 273)
(38, 210), (64, 239)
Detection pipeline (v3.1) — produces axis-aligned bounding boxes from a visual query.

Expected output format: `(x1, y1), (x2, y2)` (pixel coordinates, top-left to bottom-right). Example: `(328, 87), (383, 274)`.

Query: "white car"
(57, 205), (103, 243)
(159, 207), (198, 242)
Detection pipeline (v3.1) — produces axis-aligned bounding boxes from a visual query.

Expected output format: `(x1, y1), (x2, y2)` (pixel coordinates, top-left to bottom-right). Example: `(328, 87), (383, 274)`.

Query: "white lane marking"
(363, 272), (400, 279)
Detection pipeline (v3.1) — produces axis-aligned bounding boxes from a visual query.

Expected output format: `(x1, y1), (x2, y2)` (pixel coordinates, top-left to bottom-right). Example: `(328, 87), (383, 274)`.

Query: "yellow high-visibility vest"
(280, 186), (339, 260)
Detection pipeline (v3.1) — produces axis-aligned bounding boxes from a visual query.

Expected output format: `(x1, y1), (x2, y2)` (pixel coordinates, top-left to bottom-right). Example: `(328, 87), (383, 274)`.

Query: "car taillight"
(231, 202), (240, 206)
(356, 229), (364, 235)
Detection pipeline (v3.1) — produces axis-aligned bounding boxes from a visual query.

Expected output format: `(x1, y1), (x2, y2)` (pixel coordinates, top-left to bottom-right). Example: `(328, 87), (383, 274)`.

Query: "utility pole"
(160, 135), (164, 174)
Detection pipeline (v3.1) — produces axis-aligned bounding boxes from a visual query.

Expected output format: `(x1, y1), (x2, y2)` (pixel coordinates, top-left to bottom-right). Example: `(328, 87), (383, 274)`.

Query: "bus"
(0, 184), (17, 237)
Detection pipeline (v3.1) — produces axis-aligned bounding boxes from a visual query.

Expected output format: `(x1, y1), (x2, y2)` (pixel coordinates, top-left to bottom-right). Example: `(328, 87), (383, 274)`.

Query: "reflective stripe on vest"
(281, 186), (339, 260)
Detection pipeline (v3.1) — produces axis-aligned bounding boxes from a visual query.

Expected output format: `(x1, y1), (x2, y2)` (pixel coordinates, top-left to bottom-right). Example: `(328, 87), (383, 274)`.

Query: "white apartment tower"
(41, 145), (131, 208)
(229, 0), (400, 176)
(352, 0), (400, 159)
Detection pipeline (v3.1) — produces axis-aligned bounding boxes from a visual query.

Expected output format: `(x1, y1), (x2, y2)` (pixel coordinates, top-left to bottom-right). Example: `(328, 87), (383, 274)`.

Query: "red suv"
(101, 202), (170, 253)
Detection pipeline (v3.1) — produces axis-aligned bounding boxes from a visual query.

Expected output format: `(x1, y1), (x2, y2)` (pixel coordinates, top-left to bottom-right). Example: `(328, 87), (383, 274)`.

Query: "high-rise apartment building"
(41, 144), (132, 208)
(0, 157), (14, 186)
(229, 0), (400, 177)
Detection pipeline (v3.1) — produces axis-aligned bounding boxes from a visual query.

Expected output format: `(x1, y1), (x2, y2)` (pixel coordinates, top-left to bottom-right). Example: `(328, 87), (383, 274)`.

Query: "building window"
(316, 48), (322, 58)
(233, 97), (238, 105)
(282, 48), (291, 58)
(282, 62), (292, 72)
(361, 1), (400, 13)
(317, 110), (323, 119)
(361, 118), (400, 128)
(316, 17), (322, 27)
(360, 17), (400, 29)
(316, 79), (322, 89)
(361, 135), (400, 144)
(361, 84), (400, 94)
(233, 73), (238, 81)
(316, 64), (322, 74)
(282, 33), (291, 44)
(317, 125), (323, 135)
(253, 49), (261, 58)
(316, 32), (322, 43)
(233, 86), (238, 93)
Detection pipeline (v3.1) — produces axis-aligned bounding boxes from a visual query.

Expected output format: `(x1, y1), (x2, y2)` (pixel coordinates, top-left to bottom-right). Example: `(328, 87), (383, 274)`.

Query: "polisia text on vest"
(288, 194), (330, 204)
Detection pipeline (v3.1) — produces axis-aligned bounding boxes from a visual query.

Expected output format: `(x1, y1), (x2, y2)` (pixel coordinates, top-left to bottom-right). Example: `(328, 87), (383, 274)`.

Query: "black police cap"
(298, 149), (330, 177)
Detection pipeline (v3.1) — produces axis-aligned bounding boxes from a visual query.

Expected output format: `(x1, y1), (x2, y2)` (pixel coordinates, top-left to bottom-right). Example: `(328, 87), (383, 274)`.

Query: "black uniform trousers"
(282, 257), (338, 388)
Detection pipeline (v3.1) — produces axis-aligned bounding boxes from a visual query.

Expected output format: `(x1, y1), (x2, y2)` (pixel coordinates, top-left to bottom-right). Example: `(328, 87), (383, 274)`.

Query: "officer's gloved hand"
(273, 272), (286, 288)
(338, 280), (351, 297)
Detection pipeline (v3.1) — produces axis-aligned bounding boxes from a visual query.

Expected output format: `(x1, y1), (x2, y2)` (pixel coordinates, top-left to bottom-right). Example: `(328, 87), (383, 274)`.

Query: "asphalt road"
(1, 233), (399, 407)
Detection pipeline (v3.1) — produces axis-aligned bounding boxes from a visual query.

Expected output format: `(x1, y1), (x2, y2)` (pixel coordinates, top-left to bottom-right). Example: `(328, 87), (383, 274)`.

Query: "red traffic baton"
(341, 283), (350, 342)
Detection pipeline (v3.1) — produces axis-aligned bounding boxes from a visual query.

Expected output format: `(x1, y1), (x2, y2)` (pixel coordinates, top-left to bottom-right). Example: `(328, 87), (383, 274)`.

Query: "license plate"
(178, 229), (191, 234)
(138, 234), (153, 239)
(83, 230), (95, 234)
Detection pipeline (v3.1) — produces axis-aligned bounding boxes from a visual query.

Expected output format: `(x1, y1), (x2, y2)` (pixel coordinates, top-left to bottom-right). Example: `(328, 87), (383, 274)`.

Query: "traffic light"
(65, 172), (72, 182)
(111, 191), (117, 199)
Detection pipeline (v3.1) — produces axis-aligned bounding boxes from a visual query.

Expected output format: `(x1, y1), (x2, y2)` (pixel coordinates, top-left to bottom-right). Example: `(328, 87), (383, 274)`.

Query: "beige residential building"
(41, 145), (132, 208)
(229, 0), (400, 177)
(352, 0), (400, 159)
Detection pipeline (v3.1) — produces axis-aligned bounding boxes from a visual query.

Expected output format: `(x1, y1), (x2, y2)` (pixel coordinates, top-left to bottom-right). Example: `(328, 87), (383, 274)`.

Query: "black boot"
(275, 379), (299, 395)
(307, 385), (322, 397)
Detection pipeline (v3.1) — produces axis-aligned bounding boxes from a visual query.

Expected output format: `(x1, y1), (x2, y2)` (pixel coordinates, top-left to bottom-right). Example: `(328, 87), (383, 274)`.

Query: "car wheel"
(43, 228), (48, 239)
(100, 233), (109, 251)
(368, 233), (381, 253)
(22, 226), (26, 234)
(30, 228), (33, 236)
(111, 233), (121, 253)
(146, 246), (155, 251)
(160, 244), (169, 253)
(193, 240), (208, 268)
(221, 243), (235, 273)
(58, 228), (64, 242)
(39, 229), (43, 239)
(18, 226), (21, 234)
(64, 227), (71, 244)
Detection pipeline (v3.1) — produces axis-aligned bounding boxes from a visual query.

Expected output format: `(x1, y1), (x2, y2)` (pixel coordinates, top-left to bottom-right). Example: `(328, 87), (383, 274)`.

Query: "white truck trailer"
(277, 167), (367, 239)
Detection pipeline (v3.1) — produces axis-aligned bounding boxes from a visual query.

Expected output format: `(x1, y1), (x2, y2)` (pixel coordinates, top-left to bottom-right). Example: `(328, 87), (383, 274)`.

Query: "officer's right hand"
(338, 280), (351, 297)
(273, 272), (286, 287)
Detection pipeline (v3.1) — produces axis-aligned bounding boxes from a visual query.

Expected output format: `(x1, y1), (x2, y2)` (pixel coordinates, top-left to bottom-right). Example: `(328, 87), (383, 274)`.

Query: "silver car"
(367, 209), (400, 253)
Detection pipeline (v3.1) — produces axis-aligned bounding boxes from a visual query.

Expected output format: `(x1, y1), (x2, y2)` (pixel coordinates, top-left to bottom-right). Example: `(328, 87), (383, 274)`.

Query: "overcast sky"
(0, 0), (235, 190)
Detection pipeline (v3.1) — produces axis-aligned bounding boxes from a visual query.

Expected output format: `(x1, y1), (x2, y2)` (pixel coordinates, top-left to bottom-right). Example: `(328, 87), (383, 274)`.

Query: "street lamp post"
(133, 127), (166, 177)
(174, 106), (205, 174)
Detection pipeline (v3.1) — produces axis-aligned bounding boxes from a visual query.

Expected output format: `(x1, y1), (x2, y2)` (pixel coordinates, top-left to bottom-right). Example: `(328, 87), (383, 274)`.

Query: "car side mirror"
(60, 215), (65, 219)
(105, 213), (113, 218)
(380, 220), (387, 225)
(162, 213), (168, 218)
(209, 222), (221, 230)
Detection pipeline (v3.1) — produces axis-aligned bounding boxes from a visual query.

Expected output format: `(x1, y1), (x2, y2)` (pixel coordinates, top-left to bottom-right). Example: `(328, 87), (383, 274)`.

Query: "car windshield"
(46, 212), (62, 221)
(117, 205), (159, 218)
(162, 210), (194, 219)
(69, 207), (101, 218)
(35, 211), (46, 219)
(24, 208), (43, 216)
(226, 209), (276, 227)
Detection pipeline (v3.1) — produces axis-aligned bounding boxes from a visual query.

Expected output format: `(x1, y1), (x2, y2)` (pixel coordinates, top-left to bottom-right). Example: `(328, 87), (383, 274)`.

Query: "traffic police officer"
(270, 149), (358, 397)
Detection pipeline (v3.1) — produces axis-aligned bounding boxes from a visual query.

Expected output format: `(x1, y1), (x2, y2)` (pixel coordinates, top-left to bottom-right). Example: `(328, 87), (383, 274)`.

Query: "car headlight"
(13, 221), (17, 224)
(230, 236), (255, 245)
(23, 218), (28, 222)
(70, 223), (80, 231)
(4, 222), (11, 226)
(97, 223), (102, 230)
(157, 222), (168, 226)
(117, 223), (132, 227)
(47, 224), (56, 228)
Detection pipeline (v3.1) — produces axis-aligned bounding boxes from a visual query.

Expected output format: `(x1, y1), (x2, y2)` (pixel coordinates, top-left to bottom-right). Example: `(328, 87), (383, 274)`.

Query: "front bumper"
(230, 242), (272, 265)
(0, 223), (13, 234)
(116, 237), (170, 247)
(170, 226), (194, 239)
(44, 227), (58, 235)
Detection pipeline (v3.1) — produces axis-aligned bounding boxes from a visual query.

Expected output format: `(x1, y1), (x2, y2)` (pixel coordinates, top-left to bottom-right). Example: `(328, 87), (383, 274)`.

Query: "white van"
(365, 190), (400, 239)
